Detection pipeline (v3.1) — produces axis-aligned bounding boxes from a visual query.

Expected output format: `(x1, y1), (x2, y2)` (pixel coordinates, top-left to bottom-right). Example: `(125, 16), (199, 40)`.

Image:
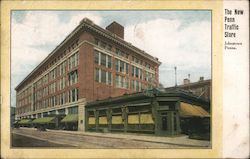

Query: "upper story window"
(43, 74), (48, 84)
(68, 88), (79, 103)
(116, 74), (129, 89)
(95, 38), (112, 51)
(116, 48), (129, 59)
(59, 61), (66, 76)
(95, 50), (112, 69)
(132, 66), (142, 79)
(95, 68), (112, 85)
(131, 80), (142, 92)
(68, 70), (78, 86)
(68, 52), (79, 70)
(145, 71), (155, 82)
(49, 68), (56, 81)
(115, 59), (129, 74)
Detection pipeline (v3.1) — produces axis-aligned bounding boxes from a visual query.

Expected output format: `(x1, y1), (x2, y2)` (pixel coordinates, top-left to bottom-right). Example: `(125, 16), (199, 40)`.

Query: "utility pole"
(174, 66), (177, 87)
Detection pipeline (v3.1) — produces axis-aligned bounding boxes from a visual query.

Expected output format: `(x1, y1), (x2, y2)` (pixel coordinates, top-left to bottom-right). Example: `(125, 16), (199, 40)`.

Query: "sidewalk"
(46, 128), (211, 148)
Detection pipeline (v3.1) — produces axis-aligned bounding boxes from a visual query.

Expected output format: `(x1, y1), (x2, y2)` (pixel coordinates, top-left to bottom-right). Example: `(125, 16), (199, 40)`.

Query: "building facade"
(15, 18), (161, 130)
(85, 89), (210, 136)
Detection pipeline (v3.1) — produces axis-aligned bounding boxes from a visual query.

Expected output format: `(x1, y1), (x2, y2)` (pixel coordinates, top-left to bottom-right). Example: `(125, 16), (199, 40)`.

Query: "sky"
(11, 10), (211, 107)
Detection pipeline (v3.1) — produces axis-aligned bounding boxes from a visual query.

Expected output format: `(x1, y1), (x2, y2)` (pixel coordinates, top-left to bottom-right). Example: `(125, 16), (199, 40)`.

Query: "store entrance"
(162, 116), (168, 131)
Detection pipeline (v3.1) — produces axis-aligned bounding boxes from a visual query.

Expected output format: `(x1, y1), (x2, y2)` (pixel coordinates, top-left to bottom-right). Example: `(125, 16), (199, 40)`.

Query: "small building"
(175, 77), (211, 102)
(85, 88), (210, 137)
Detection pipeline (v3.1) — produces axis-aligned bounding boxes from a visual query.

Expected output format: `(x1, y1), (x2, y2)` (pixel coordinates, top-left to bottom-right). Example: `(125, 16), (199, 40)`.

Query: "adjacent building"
(85, 88), (210, 137)
(167, 77), (211, 102)
(15, 18), (161, 131)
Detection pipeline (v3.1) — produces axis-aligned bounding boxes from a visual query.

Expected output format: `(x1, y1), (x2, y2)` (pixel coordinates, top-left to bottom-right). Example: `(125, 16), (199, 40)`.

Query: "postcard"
(1, 0), (249, 158)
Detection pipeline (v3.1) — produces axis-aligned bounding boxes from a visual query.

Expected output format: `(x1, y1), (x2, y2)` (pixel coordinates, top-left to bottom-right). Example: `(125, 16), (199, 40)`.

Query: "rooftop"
(86, 88), (210, 108)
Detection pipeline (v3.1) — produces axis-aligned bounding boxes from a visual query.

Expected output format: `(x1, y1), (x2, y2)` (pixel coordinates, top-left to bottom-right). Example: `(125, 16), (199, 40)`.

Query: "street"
(12, 128), (210, 148)
(12, 133), (72, 147)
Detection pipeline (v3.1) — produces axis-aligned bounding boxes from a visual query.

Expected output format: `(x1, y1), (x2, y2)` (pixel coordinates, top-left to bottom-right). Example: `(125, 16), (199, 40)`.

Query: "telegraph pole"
(174, 66), (177, 87)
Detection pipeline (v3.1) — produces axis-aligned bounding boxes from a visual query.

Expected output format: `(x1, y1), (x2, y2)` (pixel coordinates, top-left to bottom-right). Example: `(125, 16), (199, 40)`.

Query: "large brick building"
(15, 18), (161, 130)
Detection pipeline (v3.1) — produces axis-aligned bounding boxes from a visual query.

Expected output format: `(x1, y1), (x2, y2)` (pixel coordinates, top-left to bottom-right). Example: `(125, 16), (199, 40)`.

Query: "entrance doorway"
(162, 116), (168, 131)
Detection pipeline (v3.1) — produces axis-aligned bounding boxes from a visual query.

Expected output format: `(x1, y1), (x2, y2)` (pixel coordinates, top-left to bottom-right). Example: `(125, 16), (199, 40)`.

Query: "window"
(116, 75), (129, 89)
(95, 68), (100, 82)
(107, 56), (112, 68)
(116, 48), (128, 59)
(100, 41), (106, 48)
(68, 70), (78, 85)
(69, 88), (79, 103)
(95, 38), (100, 45)
(95, 68), (112, 85)
(68, 106), (78, 114)
(95, 50), (112, 69)
(101, 53), (106, 66)
(108, 72), (112, 85)
(68, 52), (79, 70)
(101, 70), (106, 83)
(95, 51), (99, 64)
(107, 44), (112, 51)
(115, 59), (129, 74)
(132, 66), (142, 79)
(131, 80), (142, 92)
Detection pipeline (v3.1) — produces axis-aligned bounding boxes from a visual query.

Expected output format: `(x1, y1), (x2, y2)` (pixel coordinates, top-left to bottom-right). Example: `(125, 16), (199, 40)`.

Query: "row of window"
(33, 52), (78, 90)
(95, 38), (112, 51)
(33, 88), (79, 111)
(17, 86), (32, 101)
(16, 106), (31, 114)
(95, 50), (155, 82)
(17, 95), (32, 107)
(95, 38), (155, 71)
(19, 70), (79, 108)
(94, 67), (154, 90)
(34, 39), (79, 80)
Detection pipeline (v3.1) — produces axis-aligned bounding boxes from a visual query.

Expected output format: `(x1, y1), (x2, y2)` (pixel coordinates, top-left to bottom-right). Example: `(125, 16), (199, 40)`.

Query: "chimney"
(199, 77), (204, 81)
(183, 78), (190, 85)
(106, 21), (124, 39)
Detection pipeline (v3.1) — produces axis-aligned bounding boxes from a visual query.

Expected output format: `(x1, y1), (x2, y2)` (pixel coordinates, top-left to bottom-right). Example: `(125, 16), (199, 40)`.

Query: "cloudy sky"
(11, 10), (211, 106)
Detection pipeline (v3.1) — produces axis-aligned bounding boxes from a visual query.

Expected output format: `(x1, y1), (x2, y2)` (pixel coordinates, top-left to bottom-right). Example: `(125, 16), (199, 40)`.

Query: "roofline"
(177, 79), (211, 88)
(165, 79), (211, 90)
(15, 18), (161, 91)
(86, 88), (209, 107)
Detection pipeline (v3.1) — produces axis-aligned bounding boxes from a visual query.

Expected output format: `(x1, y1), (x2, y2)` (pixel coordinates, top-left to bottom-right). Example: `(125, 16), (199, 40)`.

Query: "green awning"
(18, 119), (32, 124)
(32, 117), (55, 124)
(61, 114), (78, 123)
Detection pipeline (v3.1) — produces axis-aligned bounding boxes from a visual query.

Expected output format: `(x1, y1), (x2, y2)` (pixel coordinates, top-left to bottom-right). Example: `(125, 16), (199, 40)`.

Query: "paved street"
(12, 133), (72, 147)
(12, 128), (210, 148)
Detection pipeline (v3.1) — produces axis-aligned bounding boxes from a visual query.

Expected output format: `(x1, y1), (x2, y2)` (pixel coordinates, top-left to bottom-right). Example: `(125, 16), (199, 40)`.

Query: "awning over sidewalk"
(61, 114), (78, 123)
(180, 102), (210, 118)
(18, 119), (32, 124)
(32, 117), (55, 124)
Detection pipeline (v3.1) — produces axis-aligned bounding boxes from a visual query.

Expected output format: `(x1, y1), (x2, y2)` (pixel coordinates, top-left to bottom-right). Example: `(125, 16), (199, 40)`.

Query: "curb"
(46, 129), (210, 148)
